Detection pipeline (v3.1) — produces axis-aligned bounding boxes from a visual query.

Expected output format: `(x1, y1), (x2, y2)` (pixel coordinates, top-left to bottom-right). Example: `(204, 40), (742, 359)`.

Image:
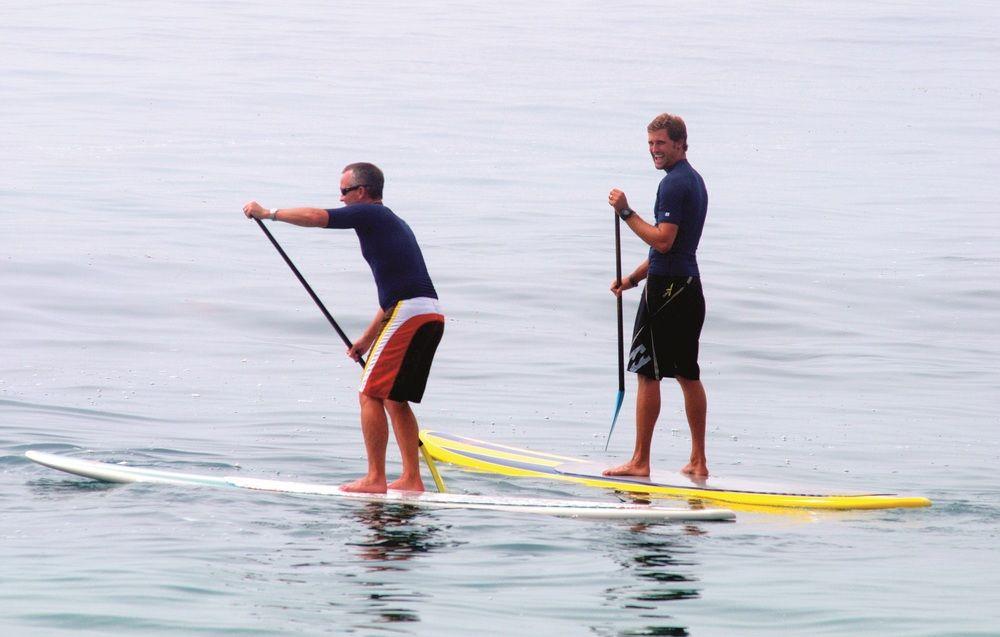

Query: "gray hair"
(342, 162), (384, 199)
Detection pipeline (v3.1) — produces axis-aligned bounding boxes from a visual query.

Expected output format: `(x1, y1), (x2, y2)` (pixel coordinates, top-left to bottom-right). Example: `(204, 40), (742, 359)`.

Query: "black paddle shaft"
(253, 217), (365, 368)
(615, 215), (625, 391)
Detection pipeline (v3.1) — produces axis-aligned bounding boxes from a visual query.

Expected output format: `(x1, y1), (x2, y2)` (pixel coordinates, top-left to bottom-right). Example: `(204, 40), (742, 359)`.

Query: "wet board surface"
(418, 431), (932, 510)
(24, 450), (736, 521)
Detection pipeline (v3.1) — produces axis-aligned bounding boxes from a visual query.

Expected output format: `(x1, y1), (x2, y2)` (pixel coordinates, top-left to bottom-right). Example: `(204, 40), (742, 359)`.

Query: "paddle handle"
(253, 217), (366, 368)
(615, 215), (625, 391)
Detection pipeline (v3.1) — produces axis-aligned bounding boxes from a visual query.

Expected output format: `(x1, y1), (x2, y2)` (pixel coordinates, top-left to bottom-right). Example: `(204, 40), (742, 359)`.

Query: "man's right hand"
(347, 338), (372, 363)
(608, 188), (630, 213)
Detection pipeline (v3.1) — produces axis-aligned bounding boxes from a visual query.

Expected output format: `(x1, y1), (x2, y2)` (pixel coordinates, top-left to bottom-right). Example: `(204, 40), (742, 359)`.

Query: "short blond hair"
(647, 113), (688, 151)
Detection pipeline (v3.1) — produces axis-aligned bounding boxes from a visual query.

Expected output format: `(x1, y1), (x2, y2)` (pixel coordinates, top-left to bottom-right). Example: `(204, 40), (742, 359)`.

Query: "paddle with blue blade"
(606, 213), (626, 450)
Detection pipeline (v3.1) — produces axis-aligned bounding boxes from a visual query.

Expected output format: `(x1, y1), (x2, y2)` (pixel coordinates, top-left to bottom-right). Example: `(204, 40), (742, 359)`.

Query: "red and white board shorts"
(360, 297), (444, 403)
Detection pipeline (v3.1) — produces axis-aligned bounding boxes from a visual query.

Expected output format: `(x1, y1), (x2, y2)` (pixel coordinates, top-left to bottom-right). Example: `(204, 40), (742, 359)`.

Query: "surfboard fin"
(419, 441), (447, 493)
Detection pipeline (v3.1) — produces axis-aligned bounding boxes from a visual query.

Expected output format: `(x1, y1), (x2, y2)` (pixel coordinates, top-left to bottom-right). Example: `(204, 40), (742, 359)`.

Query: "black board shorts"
(627, 275), (705, 381)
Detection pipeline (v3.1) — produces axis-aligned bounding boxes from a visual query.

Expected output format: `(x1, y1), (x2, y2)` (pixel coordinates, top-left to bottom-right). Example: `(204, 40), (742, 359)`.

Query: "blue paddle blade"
(605, 389), (626, 451)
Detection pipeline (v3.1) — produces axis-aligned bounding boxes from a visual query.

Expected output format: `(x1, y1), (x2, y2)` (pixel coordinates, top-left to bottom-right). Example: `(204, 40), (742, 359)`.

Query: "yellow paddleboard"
(419, 430), (931, 511)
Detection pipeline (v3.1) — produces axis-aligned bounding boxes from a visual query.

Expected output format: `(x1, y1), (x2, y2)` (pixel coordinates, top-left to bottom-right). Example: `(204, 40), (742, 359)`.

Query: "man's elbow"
(652, 240), (674, 254)
(650, 226), (677, 253)
(306, 210), (329, 227)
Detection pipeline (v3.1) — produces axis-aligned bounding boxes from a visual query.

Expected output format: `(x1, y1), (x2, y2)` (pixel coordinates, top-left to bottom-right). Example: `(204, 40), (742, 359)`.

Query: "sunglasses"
(340, 185), (368, 196)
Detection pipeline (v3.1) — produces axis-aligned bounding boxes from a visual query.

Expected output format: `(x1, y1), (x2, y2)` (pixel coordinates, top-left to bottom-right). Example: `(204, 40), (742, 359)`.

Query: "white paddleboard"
(25, 451), (735, 521)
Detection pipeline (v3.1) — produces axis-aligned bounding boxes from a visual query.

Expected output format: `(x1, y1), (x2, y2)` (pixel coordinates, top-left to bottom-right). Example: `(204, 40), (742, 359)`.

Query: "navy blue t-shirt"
(325, 204), (438, 310)
(649, 159), (708, 277)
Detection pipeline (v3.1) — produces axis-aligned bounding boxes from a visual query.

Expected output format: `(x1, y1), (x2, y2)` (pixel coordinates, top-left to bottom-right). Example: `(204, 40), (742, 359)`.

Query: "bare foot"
(603, 462), (650, 477)
(681, 461), (709, 478)
(340, 476), (388, 494)
(387, 476), (425, 492)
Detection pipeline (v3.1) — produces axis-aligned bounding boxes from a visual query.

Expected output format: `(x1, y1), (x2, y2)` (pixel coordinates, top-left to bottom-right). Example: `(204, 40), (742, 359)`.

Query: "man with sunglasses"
(242, 162), (444, 493)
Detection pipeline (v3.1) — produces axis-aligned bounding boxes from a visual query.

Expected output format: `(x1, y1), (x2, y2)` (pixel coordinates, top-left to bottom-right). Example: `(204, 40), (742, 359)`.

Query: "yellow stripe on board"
(419, 432), (577, 467)
(418, 430), (931, 511)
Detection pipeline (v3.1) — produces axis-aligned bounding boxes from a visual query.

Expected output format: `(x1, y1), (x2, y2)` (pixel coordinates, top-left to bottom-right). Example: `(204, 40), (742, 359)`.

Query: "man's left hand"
(243, 201), (268, 219)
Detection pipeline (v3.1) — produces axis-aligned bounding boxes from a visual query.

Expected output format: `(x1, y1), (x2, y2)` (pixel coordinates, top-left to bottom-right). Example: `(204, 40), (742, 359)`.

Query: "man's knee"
(359, 392), (384, 408)
(384, 399), (412, 417)
(637, 374), (660, 389)
(675, 376), (706, 397)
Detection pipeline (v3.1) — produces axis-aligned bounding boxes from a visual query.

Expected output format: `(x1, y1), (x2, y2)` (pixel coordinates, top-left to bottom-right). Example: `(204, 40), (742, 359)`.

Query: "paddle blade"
(605, 389), (626, 451)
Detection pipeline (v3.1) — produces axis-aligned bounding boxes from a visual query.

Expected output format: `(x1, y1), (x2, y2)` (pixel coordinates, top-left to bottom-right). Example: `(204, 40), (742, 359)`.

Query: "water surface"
(3, 1), (999, 635)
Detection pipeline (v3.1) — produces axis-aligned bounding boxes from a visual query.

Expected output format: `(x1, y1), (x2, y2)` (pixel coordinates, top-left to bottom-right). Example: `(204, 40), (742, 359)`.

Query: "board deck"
(418, 431), (932, 511)
(24, 450), (735, 521)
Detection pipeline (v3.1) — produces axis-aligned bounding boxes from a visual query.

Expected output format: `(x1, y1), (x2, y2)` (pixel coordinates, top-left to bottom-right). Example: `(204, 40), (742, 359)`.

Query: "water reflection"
(598, 523), (706, 637)
(26, 476), (116, 496)
(345, 501), (456, 630)
(348, 501), (450, 569)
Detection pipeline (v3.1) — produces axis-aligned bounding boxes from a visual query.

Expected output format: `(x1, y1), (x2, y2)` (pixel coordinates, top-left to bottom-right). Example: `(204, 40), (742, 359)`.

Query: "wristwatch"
(269, 209), (278, 221)
(618, 207), (635, 220)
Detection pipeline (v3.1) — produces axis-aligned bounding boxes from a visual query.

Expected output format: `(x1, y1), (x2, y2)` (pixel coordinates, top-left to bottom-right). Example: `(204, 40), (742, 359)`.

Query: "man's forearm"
(271, 207), (329, 227)
(629, 260), (650, 285)
(359, 308), (386, 347)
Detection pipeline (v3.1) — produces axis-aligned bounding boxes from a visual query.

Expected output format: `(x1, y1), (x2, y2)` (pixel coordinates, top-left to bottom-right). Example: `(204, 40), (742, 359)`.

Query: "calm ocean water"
(3, 1), (999, 635)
